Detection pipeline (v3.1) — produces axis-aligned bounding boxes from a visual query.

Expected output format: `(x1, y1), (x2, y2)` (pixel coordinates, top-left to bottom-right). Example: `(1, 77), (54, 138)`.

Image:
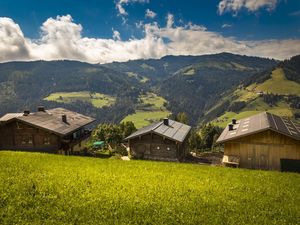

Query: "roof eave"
(216, 127), (271, 144)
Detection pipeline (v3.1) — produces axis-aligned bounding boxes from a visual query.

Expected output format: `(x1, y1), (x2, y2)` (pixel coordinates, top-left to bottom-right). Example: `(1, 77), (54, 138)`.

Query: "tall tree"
(175, 112), (188, 124)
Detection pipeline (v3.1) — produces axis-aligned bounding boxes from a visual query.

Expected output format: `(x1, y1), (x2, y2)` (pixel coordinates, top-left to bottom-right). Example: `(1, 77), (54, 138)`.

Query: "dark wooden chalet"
(125, 119), (191, 161)
(0, 107), (95, 154)
(217, 112), (300, 172)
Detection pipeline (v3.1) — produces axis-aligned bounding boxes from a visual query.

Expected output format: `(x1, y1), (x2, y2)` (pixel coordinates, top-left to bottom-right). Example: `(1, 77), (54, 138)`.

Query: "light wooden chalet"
(0, 107), (95, 154)
(125, 119), (191, 161)
(217, 112), (300, 172)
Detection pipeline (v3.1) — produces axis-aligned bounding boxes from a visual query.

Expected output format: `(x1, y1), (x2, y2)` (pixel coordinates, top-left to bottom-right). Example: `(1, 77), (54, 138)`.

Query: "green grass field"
(122, 92), (170, 128)
(0, 151), (299, 225)
(44, 91), (116, 108)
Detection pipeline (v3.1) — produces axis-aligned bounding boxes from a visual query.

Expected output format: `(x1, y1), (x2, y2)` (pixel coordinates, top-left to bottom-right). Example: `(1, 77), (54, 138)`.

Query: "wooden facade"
(224, 130), (300, 171)
(0, 108), (95, 154)
(0, 121), (59, 152)
(0, 120), (91, 154)
(128, 133), (188, 161)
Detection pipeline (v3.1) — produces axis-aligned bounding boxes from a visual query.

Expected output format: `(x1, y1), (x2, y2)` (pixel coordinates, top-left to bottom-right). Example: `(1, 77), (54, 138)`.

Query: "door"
(254, 145), (269, 170)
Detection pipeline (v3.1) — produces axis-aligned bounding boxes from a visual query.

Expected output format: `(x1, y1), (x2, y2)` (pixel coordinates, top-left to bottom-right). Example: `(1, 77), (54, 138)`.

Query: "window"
(21, 136), (33, 145)
(156, 146), (160, 150)
(44, 136), (51, 145)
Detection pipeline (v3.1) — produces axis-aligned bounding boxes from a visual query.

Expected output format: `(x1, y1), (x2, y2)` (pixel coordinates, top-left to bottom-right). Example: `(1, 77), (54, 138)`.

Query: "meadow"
(0, 151), (299, 225)
(255, 68), (300, 96)
(211, 68), (300, 128)
(44, 91), (116, 108)
(122, 92), (170, 128)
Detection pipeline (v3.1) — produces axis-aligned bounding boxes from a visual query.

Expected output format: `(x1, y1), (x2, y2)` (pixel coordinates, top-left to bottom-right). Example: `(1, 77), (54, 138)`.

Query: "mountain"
(0, 60), (141, 123)
(0, 53), (286, 127)
(201, 55), (300, 127)
(104, 53), (277, 124)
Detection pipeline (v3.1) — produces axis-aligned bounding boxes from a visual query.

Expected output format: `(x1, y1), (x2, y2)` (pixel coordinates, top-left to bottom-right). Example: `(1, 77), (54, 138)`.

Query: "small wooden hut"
(125, 119), (191, 161)
(217, 112), (300, 172)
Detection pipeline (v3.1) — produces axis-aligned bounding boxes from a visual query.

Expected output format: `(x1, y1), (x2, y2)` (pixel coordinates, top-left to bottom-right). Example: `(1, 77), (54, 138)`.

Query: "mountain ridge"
(1, 53), (298, 128)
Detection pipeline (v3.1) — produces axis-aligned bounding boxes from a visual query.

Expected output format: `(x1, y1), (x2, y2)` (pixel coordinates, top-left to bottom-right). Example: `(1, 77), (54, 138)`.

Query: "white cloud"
(218, 0), (278, 15)
(166, 14), (174, 28)
(0, 15), (299, 64)
(222, 23), (232, 28)
(0, 17), (30, 61)
(116, 0), (149, 16)
(112, 29), (121, 41)
(145, 9), (157, 18)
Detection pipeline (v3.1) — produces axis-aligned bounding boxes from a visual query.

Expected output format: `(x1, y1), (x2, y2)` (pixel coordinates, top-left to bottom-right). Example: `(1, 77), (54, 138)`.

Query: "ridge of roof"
(0, 108), (95, 136)
(125, 119), (191, 143)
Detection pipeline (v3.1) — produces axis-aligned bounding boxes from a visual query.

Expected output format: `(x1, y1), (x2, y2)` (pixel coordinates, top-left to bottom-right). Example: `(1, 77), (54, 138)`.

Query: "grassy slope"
(255, 68), (300, 95)
(122, 92), (170, 128)
(212, 68), (300, 127)
(0, 151), (299, 225)
(44, 91), (116, 108)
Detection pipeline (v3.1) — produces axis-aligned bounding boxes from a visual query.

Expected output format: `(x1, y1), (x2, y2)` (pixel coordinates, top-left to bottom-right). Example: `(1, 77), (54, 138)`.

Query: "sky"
(0, 0), (299, 63)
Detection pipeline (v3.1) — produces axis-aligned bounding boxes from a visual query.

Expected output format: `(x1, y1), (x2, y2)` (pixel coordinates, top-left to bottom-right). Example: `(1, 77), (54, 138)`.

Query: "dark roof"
(0, 108), (95, 136)
(216, 112), (300, 143)
(125, 119), (191, 143)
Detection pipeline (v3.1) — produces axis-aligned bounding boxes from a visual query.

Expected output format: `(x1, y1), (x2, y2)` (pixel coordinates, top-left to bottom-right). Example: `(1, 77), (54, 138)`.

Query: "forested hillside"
(201, 55), (300, 127)
(0, 53), (293, 128)
(105, 53), (277, 124)
(0, 60), (141, 123)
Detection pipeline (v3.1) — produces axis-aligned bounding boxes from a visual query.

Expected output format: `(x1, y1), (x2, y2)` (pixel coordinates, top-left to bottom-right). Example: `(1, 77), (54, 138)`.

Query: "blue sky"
(0, 0), (299, 63)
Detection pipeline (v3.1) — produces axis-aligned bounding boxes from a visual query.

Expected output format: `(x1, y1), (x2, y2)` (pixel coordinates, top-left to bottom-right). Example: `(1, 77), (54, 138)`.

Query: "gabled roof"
(125, 119), (191, 143)
(216, 112), (300, 143)
(0, 108), (95, 136)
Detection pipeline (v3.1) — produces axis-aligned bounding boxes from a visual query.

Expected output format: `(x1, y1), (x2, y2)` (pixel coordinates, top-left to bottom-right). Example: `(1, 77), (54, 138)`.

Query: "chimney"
(232, 119), (237, 124)
(228, 124), (234, 131)
(163, 118), (169, 126)
(62, 114), (67, 123)
(23, 110), (30, 116)
(38, 106), (45, 112)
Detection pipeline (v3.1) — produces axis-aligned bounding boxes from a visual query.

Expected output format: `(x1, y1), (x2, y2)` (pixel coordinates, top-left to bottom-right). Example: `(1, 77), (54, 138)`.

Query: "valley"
(0, 53), (299, 129)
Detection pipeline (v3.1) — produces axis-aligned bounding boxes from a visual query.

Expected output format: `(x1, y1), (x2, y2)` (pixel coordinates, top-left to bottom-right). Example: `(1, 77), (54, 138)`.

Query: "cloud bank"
(218, 0), (278, 15)
(0, 14), (299, 64)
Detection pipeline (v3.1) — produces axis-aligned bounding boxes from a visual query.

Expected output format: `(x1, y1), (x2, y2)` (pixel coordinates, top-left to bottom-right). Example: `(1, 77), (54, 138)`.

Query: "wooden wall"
(129, 133), (186, 161)
(224, 130), (300, 170)
(0, 121), (60, 152)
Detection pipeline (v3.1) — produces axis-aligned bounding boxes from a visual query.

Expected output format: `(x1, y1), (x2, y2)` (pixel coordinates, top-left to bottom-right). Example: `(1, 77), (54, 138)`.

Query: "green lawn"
(122, 92), (170, 128)
(0, 151), (299, 225)
(44, 91), (116, 108)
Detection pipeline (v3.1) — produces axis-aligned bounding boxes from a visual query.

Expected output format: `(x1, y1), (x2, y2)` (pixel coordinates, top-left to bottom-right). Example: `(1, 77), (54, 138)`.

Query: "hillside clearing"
(254, 68), (300, 96)
(212, 100), (297, 128)
(122, 92), (170, 128)
(0, 151), (299, 225)
(44, 91), (116, 108)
